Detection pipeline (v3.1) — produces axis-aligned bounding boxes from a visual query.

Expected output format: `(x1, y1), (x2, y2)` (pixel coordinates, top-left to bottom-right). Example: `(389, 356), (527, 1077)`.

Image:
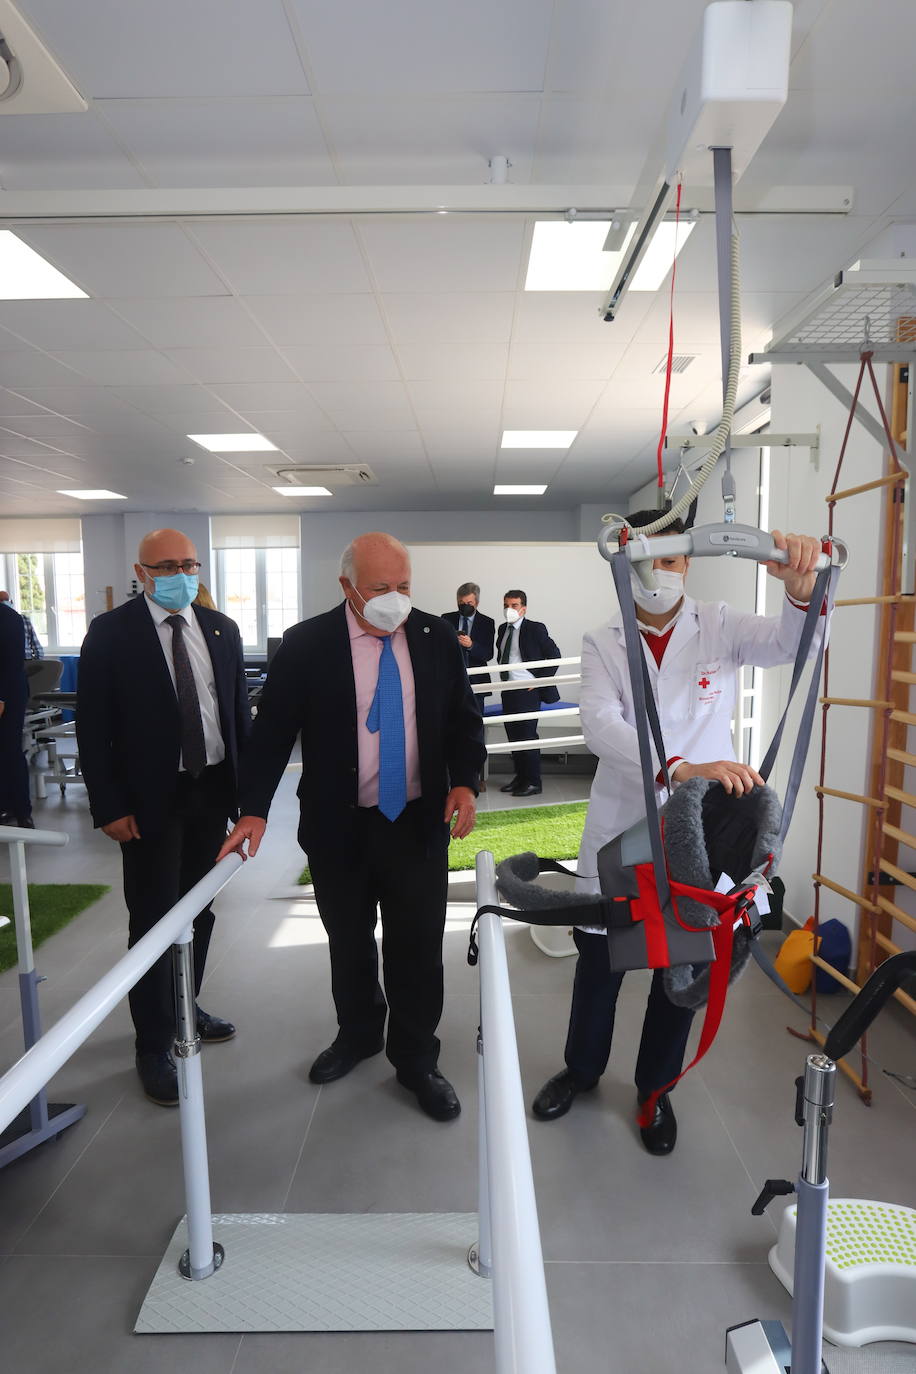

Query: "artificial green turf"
(0, 884), (111, 974)
(298, 800), (588, 885)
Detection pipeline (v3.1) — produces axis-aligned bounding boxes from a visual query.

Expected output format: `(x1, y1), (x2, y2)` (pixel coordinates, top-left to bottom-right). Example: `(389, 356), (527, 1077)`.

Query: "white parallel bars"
(474, 850), (557, 1374)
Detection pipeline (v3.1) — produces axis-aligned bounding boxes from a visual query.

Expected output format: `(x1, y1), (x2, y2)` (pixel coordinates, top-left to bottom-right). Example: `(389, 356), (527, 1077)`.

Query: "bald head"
(137, 528), (197, 568)
(0, 590), (10, 603)
(339, 532), (411, 636)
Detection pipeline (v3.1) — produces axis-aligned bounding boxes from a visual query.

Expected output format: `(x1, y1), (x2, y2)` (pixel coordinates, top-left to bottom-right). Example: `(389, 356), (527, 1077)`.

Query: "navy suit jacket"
(76, 595), (250, 835)
(0, 602), (26, 715)
(440, 608), (495, 672)
(495, 616), (561, 704)
(239, 601), (486, 862)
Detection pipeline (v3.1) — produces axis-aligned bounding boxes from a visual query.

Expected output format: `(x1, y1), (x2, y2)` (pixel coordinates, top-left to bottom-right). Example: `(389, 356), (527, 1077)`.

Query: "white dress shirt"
(144, 596), (226, 769)
(504, 620), (535, 681)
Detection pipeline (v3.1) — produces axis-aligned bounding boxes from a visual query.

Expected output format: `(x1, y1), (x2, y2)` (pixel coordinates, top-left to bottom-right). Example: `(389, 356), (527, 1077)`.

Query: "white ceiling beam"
(0, 184), (854, 221)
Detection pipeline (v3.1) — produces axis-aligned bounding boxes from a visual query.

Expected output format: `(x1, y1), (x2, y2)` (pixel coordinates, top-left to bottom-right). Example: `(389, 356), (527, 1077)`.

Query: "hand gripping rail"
(0, 852), (243, 1279)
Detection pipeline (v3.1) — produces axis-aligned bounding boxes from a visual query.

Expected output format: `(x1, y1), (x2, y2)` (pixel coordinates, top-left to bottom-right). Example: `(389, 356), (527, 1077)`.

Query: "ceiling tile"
(241, 410), (343, 439)
(290, 0), (553, 94)
(382, 292), (516, 344)
(306, 380), (414, 429)
(208, 383), (334, 420)
(340, 431), (426, 461)
(18, 0), (310, 98)
(320, 95), (540, 184)
(502, 378), (606, 428)
(359, 219), (526, 293)
(97, 97), (334, 187)
(0, 414), (92, 439)
(406, 378), (504, 418)
(0, 352), (88, 386)
(15, 224), (229, 299)
(104, 384), (225, 416)
(398, 342), (508, 381)
(50, 349), (191, 385)
(0, 301), (149, 352)
(189, 221), (372, 295)
(164, 348), (298, 385)
(0, 111), (146, 190)
(243, 293), (388, 348)
(508, 341), (625, 380)
(259, 431), (355, 462)
(109, 298), (270, 350)
(282, 345), (400, 382)
(513, 291), (653, 345)
(420, 429), (499, 462)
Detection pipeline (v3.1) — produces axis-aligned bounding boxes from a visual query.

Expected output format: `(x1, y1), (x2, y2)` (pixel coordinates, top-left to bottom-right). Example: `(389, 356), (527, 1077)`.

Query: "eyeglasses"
(142, 560), (201, 576)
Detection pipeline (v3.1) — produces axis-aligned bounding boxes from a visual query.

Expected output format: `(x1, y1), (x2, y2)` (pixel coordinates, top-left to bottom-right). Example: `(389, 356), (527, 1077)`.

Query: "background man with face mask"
(76, 528), (250, 1106)
(441, 581), (495, 673)
(495, 590), (561, 797)
(531, 510), (824, 1155)
(219, 532), (485, 1122)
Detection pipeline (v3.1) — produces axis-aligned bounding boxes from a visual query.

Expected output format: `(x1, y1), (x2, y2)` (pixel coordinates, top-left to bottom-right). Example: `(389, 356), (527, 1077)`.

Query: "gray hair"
(339, 532), (410, 583)
(339, 542), (357, 582)
(457, 582), (480, 599)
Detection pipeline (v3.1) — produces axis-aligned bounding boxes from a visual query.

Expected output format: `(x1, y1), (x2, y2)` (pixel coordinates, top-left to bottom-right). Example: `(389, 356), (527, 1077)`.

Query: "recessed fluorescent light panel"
(57, 489), (126, 500)
(272, 486), (332, 496)
(629, 219), (696, 291)
(524, 218), (693, 292)
(0, 231), (87, 300)
(187, 433), (277, 452)
(501, 430), (577, 449)
(494, 484), (547, 496)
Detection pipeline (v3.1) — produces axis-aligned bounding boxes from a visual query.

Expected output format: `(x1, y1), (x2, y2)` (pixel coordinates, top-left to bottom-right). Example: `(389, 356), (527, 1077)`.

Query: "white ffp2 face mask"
(629, 568), (684, 615)
(355, 589), (411, 632)
(504, 607), (520, 624)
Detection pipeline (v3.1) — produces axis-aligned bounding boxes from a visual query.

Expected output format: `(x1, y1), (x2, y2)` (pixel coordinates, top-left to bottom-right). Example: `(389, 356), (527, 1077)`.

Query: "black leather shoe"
(136, 1051), (178, 1107)
(499, 777), (520, 793)
(195, 1006), (236, 1043)
(637, 1092), (677, 1155)
(512, 783), (542, 797)
(396, 1068), (461, 1121)
(532, 1068), (597, 1121)
(309, 1036), (384, 1084)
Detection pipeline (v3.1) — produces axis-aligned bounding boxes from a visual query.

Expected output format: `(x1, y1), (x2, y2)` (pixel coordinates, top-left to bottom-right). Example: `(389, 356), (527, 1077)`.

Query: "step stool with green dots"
(770, 1198), (916, 1347)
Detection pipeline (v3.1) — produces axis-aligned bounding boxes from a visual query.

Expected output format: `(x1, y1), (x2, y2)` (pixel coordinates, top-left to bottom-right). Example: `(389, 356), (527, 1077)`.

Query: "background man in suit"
(0, 589), (43, 659)
(218, 532), (485, 1122)
(77, 529), (250, 1107)
(496, 590), (561, 797)
(441, 582), (495, 673)
(0, 597), (32, 828)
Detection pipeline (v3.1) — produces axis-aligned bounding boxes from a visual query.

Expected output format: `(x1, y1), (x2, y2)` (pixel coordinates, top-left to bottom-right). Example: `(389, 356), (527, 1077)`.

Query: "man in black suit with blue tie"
(496, 589), (561, 797)
(77, 529), (250, 1106)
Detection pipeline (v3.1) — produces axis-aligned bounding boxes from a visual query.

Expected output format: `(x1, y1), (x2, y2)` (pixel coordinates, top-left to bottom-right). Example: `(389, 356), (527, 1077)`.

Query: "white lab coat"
(576, 593), (813, 897)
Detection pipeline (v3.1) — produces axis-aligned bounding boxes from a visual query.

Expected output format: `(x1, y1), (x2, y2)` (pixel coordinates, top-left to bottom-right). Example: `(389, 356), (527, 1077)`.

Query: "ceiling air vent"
(0, 1), (87, 113)
(654, 353), (697, 374)
(271, 464), (378, 487)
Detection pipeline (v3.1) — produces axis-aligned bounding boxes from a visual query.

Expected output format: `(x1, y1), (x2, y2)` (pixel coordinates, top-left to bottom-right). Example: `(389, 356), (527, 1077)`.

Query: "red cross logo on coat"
(698, 676), (711, 689)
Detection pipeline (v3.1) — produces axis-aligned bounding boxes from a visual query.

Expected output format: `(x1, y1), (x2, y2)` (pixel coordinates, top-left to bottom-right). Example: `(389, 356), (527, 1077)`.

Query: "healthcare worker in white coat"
(531, 509), (825, 1155)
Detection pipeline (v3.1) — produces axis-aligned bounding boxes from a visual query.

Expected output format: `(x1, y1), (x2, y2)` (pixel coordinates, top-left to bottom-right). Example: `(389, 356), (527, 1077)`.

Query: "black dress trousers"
(121, 760), (234, 1054)
(564, 927), (696, 1095)
(501, 685), (543, 785)
(306, 800), (450, 1075)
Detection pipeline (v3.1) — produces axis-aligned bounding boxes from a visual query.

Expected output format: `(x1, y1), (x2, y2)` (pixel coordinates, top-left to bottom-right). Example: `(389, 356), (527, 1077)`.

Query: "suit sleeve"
(444, 636), (486, 792)
(75, 621), (132, 829)
(475, 615), (495, 663)
(237, 634), (305, 819)
(540, 626), (561, 678)
(0, 608), (25, 705)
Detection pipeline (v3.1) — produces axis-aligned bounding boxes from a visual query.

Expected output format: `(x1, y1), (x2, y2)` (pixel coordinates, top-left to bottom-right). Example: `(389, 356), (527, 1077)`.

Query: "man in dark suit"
(77, 528), (250, 1107)
(0, 598), (32, 828)
(495, 589), (561, 797)
(441, 582), (495, 674)
(218, 532), (485, 1122)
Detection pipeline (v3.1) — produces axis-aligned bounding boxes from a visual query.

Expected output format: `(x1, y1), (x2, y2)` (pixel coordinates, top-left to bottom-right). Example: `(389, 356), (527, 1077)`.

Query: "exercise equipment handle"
(597, 521), (846, 574)
(822, 950), (916, 1063)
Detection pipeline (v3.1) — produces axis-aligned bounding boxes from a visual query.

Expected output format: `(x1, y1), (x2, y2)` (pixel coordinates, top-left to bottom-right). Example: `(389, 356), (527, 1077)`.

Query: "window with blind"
(211, 515), (301, 654)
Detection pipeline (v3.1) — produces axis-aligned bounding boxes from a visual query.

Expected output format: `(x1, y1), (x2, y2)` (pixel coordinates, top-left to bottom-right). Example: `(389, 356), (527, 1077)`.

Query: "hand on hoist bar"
(763, 530), (824, 605)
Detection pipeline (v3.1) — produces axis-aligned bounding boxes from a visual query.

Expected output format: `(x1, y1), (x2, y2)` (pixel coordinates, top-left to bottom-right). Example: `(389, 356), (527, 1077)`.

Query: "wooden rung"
(891, 669), (916, 686)
(835, 594), (909, 607)
(876, 894), (916, 934)
(896, 986), (916, 1016)
(875, 931), (901, 956)
(808, 1025), (869, 1095)
(829, 472), (907, 501)
(812, 873), (881, 913)
(885, 784), (916, 808)
(894, 631), (916, 643)
(820, 697), (893, 709)
(888, 746), (916, 768)
(878, 858), (916, 899)
(882, 821), (916, 850)
(890, 710), (916, 728)
(810, 954), (861, 996)
(815, 785), (884, 809)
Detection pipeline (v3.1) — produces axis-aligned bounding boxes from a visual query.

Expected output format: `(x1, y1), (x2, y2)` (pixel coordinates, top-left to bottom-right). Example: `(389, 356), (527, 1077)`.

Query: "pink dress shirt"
(346, 601), (422, 809)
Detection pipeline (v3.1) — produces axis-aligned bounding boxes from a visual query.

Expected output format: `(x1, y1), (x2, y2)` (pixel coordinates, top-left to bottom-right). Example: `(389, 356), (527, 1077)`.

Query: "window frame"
(214, 545), (301, 656)
(1, 549), (86, 653)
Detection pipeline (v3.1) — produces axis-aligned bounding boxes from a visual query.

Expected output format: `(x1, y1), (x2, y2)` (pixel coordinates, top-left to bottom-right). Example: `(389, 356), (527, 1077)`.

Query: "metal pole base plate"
(179, 1241), (225, 1282)
(467, 1242), (492, 1278)
(0, 1100), (86, 1169)
(725, 1318), (829, 1373)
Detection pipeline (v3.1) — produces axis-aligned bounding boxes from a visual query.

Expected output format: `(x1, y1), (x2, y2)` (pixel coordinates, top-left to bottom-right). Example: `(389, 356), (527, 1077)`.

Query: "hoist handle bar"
(597, 521), (847, 571)
(822, 950), (916, 1064)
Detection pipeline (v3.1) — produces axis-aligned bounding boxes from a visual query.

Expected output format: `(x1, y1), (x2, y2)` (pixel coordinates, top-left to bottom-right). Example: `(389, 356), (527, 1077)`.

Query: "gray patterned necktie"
(166, 616), (207, 778)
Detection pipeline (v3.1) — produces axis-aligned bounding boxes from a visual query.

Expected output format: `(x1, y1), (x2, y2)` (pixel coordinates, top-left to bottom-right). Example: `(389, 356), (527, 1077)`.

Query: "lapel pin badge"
(214, 629), (221, 636)
(423, 626), (430, 633)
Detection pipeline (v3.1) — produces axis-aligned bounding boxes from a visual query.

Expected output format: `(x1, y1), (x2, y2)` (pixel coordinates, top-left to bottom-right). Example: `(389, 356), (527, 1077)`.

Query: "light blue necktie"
(366, 636), (407, 821)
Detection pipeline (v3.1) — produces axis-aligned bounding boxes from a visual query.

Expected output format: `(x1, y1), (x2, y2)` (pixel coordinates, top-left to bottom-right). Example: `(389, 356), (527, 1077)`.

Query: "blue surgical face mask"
(150, 572), (198, 612)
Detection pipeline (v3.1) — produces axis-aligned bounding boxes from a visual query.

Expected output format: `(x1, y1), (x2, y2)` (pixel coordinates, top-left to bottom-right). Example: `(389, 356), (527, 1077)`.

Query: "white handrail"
(475, 850), (557, 1374)
(0, 854), (243, 1136)
(0, 825), (69, 848)
(484, 706), (580, 726)
(473, 674), (581, 694)
(487, 735), (585, 754)
(466, 655), (581, 676)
